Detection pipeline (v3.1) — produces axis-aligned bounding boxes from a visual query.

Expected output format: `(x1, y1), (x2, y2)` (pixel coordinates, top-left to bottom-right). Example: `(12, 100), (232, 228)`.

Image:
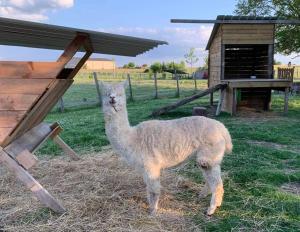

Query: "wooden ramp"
(151, 83), (227, 116)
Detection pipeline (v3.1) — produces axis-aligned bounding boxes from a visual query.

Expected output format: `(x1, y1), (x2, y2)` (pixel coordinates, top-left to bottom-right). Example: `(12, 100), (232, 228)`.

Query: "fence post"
(93, 72), (102, 106)
(193, 72), (197, 92)
(154, 72), (158, 99)
(127, 73), (133, 101)
(175, 70), (180, 98)
(58, 97), (64, 113)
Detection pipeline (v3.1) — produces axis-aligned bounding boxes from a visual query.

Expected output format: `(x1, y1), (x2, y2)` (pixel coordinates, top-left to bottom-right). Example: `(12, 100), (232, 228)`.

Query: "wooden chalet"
(0, 17), (166, 213)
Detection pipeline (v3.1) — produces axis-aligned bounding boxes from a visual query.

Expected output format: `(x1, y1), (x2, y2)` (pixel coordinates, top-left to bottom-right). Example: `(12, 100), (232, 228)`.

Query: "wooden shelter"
(0, 17), (166, 213)
(171, 15), (300, 115)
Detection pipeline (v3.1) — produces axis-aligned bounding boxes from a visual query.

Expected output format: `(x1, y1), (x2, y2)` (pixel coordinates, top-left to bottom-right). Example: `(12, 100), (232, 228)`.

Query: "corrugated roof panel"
(0, 17), (167, 56)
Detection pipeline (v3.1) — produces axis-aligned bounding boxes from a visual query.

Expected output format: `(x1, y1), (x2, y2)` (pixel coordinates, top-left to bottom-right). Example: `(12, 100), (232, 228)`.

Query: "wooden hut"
(0, 16), (166, 213)
(206, 15), (293, 115)
(171, 16), (300, 115)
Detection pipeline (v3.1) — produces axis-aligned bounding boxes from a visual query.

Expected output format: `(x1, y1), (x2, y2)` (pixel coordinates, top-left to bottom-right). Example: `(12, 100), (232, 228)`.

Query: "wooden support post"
(0, 149), (66, 213)
(284, 87), (289, 115)
(93, 72), (102, 106)
(154, 73), (158, 99)
(216, 89), (225, 116)
(210, 92), (214, 106)
(58, 97), (64, 113)
(193, 73), (197, 93)
(175, 70), (180, 98)
(127, 73), (133, 101)
(51, 135), (80, 161)
(232, 88), (237, 116)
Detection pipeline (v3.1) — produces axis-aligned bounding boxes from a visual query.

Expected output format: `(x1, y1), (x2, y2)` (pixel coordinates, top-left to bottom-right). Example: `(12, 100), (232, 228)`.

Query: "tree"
(184, 48), (199, 91)
(150, 62), (162, 73)
(127, 62), (135, 68)
(234, 0), (300, 56)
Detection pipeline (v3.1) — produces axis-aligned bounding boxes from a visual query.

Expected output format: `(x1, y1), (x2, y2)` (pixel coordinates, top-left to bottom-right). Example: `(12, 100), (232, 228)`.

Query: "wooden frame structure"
(0, 17), (166, 213)
(172, 15), (300, 115)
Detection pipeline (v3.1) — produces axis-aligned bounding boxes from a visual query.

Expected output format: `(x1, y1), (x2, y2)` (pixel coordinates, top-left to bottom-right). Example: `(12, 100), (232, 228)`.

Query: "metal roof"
(0, 17), (167, 57)
(171, 15), (300, 50)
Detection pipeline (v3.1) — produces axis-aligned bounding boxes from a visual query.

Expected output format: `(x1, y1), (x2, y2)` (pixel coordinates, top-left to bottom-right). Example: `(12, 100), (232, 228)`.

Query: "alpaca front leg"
(143, 170), (161, 215)
(202, 165), (224, 216)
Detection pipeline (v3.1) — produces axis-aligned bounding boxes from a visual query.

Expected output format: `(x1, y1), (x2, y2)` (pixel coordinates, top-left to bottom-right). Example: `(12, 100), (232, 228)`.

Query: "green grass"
(40, 75), (300, 231)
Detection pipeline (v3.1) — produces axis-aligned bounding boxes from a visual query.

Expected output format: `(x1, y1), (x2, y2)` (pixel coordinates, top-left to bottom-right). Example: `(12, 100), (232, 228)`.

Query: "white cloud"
(0, 0), (74, 21)
(98, 26), (213, 66)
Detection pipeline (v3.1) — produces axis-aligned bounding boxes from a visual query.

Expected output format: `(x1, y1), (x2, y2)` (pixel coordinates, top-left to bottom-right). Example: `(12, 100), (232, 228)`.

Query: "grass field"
(3, 75), (300, 231)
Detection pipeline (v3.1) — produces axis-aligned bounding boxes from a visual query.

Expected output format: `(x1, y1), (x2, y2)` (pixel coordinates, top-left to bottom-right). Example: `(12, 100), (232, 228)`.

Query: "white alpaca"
(100, 81), (232, 216)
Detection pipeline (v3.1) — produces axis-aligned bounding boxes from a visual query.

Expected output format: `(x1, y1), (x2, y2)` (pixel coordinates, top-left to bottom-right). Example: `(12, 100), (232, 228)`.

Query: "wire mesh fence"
(54, 71), (208, 112)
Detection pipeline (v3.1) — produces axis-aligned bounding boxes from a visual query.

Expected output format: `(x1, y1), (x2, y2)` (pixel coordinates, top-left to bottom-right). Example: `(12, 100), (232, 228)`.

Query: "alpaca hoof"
(206, 206), (217, 216)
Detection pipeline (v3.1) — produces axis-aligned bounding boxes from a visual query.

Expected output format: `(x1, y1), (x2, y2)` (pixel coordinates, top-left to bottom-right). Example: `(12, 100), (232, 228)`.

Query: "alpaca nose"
(109, 96), (116, 104)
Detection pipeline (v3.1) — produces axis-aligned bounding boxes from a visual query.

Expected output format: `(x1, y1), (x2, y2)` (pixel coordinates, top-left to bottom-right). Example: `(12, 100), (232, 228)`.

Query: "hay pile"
(0, 147), (204, 231)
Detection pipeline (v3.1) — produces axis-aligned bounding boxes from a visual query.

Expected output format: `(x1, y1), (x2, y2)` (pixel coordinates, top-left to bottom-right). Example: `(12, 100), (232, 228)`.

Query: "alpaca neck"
(105, 107), (134, 150)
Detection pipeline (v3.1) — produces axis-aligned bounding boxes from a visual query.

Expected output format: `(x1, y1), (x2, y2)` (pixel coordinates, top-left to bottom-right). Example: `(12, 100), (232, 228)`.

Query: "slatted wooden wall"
(208, 28), (222, 87)
(0, 62), (64, 145)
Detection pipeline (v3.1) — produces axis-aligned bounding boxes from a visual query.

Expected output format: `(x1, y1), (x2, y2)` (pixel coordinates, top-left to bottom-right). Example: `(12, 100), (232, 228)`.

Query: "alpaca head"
(100, 81), (128, 116)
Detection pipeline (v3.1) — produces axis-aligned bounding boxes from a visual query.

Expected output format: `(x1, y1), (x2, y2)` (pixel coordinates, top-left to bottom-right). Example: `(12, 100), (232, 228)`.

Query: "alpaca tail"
(221, 126), (233, 154)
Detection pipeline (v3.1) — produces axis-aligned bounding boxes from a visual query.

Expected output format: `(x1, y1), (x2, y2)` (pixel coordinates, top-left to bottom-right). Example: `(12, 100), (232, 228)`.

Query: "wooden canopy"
(0, 17), (167, 56)
(0, 17), (166, 213)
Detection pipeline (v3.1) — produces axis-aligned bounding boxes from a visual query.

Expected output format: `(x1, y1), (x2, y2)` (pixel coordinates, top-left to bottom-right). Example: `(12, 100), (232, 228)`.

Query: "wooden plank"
(15, 149), (38, 170)
(222, 34), (273, 40)
(216, 89), (225, 116)
(222, 79), (292, 88)
(52, 135), (80, 161)
(222, 24), (274, 30)
(0, 111), (26, 127)
(0, 61), (64, 79)
(151, 84), (227, 116)
(0, 94), (39, 110)
(232, 88), (237, 116)
(57, 34), (89, 65)
(4, 123), (52, 157)
(93, 72), (102, 106)
(222, 39), (274, 44)
(2, 79), (72, 146)
(0, 128), (13, 144)
(0, 149), (65, 213)
(0, 79), (53, 94)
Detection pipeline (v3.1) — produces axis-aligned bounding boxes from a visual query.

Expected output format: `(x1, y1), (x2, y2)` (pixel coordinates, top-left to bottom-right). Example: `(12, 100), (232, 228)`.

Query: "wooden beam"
(232, 88), (237, 116)
(52, 135), (80, 161)
(216, 89), (225, 116)
(151, 83), (227, 116)
(170, 19), (300, 25)
(0, 149), (65, 213)
(57, 34), (89, 65)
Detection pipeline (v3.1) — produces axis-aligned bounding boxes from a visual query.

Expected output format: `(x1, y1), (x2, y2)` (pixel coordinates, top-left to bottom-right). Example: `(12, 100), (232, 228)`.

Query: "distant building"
(66, 57), (116, 70)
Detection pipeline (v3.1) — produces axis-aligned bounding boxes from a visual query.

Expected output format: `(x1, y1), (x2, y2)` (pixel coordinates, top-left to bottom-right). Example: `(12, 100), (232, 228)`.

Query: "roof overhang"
(0, 17), (167, 57)
(171, 15), (300, 50)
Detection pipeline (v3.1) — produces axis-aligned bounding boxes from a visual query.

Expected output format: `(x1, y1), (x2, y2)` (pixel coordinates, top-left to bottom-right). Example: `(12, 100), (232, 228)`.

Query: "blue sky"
(0, 0), (298, 66)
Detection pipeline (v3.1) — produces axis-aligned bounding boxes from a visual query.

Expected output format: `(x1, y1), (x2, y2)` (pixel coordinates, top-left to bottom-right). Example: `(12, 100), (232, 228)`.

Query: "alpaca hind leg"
(143, 170), (161, 215)
(198, 172), (211, 199)
(202, 165), (224, 216)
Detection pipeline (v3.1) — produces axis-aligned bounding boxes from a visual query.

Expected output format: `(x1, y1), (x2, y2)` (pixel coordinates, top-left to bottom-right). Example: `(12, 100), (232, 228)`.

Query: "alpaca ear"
(98, 80), (105, 90)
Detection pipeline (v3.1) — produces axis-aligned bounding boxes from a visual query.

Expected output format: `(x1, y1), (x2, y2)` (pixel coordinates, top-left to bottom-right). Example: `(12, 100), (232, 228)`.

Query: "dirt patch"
(281, 182), (300, 196)
(247, 140), (300, 154)
(0, 148), (204, 232)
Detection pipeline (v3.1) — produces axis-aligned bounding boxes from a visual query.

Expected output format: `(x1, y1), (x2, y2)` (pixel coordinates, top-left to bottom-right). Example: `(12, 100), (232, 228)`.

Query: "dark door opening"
(224, 44), (269, 80)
